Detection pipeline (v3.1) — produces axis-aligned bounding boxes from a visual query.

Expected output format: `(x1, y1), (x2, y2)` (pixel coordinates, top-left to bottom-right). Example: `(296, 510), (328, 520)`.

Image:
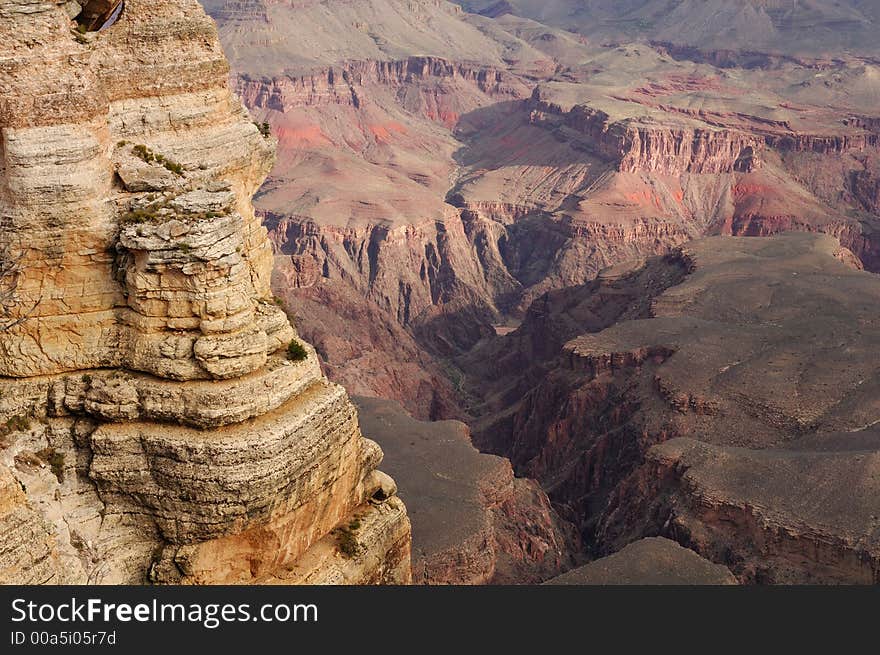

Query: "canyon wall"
(0, 0), (410, 585)
(355, 397), (580, 584)
(466, 234), (880, 583)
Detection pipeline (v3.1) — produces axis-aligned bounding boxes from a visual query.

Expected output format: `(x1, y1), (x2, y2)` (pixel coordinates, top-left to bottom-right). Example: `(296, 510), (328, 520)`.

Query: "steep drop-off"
(0, 0), (410, 585)
(356, 397), (580, 584)
(465, 233), (880, 583)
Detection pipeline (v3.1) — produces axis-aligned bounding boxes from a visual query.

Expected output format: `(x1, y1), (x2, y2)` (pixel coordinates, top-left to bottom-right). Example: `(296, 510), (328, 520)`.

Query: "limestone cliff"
(0, 0), (411, 585)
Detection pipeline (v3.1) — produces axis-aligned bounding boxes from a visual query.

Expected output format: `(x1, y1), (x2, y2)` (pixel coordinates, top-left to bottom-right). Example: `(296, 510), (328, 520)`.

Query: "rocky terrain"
(0, 0), (410, 585)
(466, 233), (880, 584)
(545, 537), (737, 585)
(200, 0), (880, 422)
(355, 396), (579, 583)
(2, 0), (877, 587)
(192, 0), (880, 584)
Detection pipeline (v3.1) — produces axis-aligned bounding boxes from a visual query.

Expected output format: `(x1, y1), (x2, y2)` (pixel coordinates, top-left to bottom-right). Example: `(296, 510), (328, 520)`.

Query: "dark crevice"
(75, 0), (125, 33)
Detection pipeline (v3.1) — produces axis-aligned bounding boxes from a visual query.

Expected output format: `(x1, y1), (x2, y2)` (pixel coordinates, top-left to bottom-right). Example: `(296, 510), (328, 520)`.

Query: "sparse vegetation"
(119, 190), (231, 227)
(163, 160), (184, 175)
(1, 414), (30, 437)
(120, 208), (159, 224)
(37, 447), (66, 483)
(334, 525), (361, 558)
(132, 144), (153, 162)
(131, 144), (185, 177)
(287, 339), (308, 362)
(254, 121), (272, 138)
(120, 194), (173, 225)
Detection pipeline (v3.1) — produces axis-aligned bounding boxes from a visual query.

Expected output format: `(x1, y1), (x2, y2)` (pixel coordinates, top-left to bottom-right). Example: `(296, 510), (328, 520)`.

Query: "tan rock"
(0, 0), (410, 586)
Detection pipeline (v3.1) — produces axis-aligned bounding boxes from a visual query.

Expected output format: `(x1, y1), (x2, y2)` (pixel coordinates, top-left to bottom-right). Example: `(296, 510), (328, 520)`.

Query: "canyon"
(2, 0), (879, 586)
(197, 0), (880, 584)
(204, 0), (880, 418)
(466, 233), (880, 583)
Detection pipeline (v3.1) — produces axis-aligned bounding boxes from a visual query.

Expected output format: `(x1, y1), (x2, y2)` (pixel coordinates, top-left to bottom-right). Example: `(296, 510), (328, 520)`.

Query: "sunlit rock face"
(0, 0), (411, 586)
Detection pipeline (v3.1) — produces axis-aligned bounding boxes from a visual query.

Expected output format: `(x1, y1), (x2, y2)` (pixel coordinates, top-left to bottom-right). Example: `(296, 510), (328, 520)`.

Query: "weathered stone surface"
(0, 464), (71, 584)
(0, 0), (410, 586)
(544, 538), (737, 585)
(266, 497), (412, 585)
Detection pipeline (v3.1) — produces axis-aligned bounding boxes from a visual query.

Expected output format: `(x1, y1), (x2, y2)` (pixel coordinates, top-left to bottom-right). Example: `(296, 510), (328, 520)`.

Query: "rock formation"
(194, 0), (880, 584)
(355, 397), (579, 584)
(0, 0), (410, 585)
(200, 0), (880, 433)
(466, 233), (880, 584)
(544, 537), (737, 585)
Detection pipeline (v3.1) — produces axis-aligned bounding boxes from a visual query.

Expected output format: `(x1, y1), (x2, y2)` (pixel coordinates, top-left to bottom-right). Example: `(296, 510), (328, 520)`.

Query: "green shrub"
(1, 415), (30, 436)
(254, 121), (272, 138)
(132, 144), (155, 163)
(120, 209), (156, 224)
(131, 145), (184, 176)
(287, 339), (308, 362)
(163, 161), (185, 176)
(334, 526), (360, 558)
(37, 448), (65, 484)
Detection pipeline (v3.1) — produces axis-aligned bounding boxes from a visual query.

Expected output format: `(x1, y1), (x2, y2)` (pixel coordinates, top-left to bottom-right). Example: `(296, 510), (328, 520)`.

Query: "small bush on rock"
(334, 526), (360, 558)
(287, 340), (308, 362)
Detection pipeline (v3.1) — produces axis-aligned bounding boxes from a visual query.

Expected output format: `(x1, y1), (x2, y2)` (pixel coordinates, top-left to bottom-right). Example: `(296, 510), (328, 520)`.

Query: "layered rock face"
(200, 0), (880, 433)
(0, 0), (410, 585)
(466, 233), (880, 583)
(246, 62), (536, 415)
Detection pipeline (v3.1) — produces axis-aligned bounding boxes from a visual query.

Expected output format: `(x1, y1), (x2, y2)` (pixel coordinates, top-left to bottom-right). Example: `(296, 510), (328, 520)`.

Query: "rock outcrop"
(354, 397), (580, 584)
(544, 537), (737, 585)
(0, 0), (410, 585)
